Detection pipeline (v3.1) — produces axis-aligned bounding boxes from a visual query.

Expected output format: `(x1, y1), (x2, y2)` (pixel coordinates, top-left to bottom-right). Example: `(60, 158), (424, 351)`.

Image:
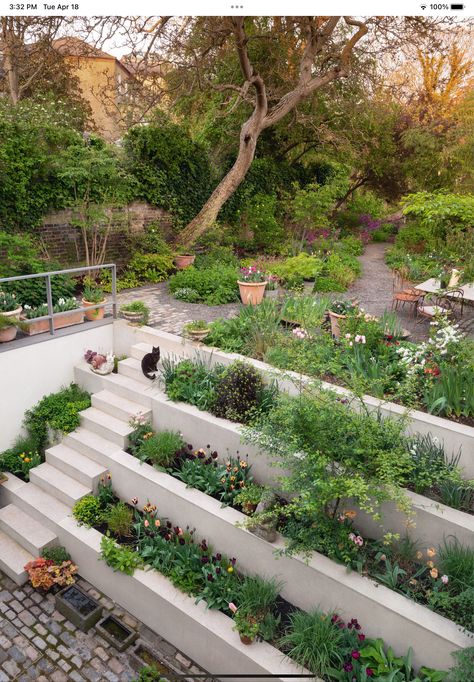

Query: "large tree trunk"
(178, 118), (260, 246)
(1, 19), (20, 104)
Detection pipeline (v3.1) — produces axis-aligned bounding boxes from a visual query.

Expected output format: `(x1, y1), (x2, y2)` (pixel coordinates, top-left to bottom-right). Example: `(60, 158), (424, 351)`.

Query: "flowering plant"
(238, 266), (267, 283)
(0, 291), (20, 312)
(265, 274), (280, 291)
(24, 557), (77, 591)
(329, 300), (358, 316)
(23, 298), (79, 319)
(230, 604), (260, 641)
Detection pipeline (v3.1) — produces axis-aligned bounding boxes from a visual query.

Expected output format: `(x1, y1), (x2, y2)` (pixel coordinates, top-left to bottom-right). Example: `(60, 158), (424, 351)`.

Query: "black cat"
(141, 346), (160, 380)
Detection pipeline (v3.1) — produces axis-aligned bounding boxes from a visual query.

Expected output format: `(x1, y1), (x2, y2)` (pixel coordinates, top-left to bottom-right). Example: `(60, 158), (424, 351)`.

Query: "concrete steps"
(117, 357), (154, 384)
(0, 530), (34, 585)
(0, 503), (58, 556)
(80, 406), (133, 448)
(46, 443), (108, 493)
(30, 463), (91, 507)
(92, 389), (151, 423)
(64, 427), (120, 466)
(130, 342), (152, 361)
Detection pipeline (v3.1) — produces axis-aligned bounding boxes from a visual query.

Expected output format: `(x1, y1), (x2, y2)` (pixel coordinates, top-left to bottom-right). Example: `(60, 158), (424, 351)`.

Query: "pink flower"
(355, 536), (364, 547)
(228, 602), (238, 614)
(348, 533), (356, 542)
(441, 574), (449, 585)
(351, 650), (360, 660)
(144, 519), (149, 528)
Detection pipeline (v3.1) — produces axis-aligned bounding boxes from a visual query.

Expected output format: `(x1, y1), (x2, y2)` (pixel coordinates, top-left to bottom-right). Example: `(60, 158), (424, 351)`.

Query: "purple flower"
(343, 663), (353, 672)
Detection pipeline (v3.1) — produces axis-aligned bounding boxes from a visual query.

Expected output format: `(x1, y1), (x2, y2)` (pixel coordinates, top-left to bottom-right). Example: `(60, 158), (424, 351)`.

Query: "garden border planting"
(113, 321), (474, 478)
(0, 473), (309, 682)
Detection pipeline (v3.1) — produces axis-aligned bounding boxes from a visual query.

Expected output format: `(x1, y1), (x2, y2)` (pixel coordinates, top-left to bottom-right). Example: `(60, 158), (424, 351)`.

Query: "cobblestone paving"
(0, 570), (215, 682)
(117, 282), (239, 334)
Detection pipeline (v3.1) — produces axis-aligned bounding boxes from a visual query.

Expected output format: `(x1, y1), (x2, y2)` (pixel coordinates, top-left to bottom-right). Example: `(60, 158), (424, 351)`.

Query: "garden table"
(415, 278), (474, 302)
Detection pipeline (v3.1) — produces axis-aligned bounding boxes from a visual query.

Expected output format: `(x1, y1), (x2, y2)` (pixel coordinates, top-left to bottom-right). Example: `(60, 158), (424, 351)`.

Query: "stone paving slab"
(0, 570), (216, 681)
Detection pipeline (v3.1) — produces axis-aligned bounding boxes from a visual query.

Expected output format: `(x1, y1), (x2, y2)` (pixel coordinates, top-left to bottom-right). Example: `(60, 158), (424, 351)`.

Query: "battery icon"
(450, 3), (464, 7)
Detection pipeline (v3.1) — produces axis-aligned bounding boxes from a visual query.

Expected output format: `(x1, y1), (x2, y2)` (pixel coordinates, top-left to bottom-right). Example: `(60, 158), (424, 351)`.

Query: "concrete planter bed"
(74, 361), (474, 554)
(113, 323), (474, 478)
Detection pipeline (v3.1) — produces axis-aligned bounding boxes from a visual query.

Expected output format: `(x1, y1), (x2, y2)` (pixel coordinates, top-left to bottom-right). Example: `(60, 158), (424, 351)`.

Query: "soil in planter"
(61, 586), (98, 616)
(100, 615), (133, 643)
(135, 646), (175, 676)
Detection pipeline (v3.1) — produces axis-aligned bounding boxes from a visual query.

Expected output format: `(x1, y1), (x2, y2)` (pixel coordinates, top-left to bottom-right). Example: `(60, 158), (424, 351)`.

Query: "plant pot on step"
(186, 328), (210, 342)
(238, 281), (267, 306)
(328, 310), (346, 339)
(121, 310), (145, 325)
(175, 254), (195, 269)
(239, 634), (254, 645)
(82, 298), (107, 321)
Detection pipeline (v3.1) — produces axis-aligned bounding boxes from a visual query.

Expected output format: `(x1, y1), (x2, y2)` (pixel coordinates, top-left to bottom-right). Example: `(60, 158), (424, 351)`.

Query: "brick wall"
(39, 202), (173, 267)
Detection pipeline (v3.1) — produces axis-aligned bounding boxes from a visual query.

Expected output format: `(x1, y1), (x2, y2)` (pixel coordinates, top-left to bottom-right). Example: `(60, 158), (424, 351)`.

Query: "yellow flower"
(344, 510), (357, 519)
(230, 476), (236, 482)
(430, 567), (439, 579)
(427, 560), (434, 568)
(427, 547), (436, 558)
(227, 566), (234, 573)
(416, 551), (423, 560)
(24, 457), (30, 463)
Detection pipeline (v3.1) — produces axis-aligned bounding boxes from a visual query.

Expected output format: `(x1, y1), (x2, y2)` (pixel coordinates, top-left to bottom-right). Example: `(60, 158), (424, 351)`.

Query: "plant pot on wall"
(0, 306), (22, 321)
(238, 281), (267, 306)
(121, 311), (145, 325)
(239, 634), (254, 645)
(175, 254), (195, 270)
(82, 299), (107, 321)
(22, 310), (85, 336)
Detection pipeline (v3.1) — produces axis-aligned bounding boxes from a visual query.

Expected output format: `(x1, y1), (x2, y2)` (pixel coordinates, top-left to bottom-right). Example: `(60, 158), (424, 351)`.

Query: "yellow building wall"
(65, 56), (125, 141)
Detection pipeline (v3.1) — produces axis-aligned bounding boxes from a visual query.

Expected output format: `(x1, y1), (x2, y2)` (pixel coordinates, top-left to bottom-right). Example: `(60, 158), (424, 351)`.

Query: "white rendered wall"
(0, 324), (114, 451)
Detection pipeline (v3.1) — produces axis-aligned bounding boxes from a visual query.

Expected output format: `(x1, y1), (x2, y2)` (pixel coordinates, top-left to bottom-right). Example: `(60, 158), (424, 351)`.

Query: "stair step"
(46, 444), (107, 492)
(80, 407), (133, 447)
(30, 463), (91, 507)
(130, 342), (152, 361)
(92, 389), (151, 423)
(11, 484), (70, 533)
(0, 530), (34, 585)
(118, 357), (155, 385)
(0, 504), (57, 557)
(64, 427), (120, 466)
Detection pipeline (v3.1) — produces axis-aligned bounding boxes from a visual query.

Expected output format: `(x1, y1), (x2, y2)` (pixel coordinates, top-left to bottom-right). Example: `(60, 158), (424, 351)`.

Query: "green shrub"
(161, 357), (221, 412)
(168, 265), (239, 305)
(240, 193), (286, 253)
(272, 253), (322, 282)
(100, 535), (142, 575)
(0, 447), (42, 482)
(213, 361), (275, 423)
(24, 384), (91, 452)
(133, 667), (167, 682)
(194, 246), (239, 270)
(72, 495), (103, 527)
(137, 431), (184, 468)
(127, 252), (175, 284)
(446, 647), (474, 682)
(103, 502), (134, 537)
(41, 546), (71, 564)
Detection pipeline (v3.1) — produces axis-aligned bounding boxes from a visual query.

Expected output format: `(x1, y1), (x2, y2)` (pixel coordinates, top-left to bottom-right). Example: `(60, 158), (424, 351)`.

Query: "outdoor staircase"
(0, 351), (153, 585)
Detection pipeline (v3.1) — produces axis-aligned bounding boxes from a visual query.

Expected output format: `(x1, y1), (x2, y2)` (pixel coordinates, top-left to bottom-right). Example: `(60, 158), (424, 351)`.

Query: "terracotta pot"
(0, 306), (22, 321)
(175, 254), (195, 270)
(22, 310), (85, 336)
(242, 502), (258, 515)
(238, 281), (267, 306)
(186, 328), (210, 342)
(0, 325), (17, 343)
(328, 310), (346, 339)
(239, 634), (254, 645)
(82, 298), (106, 321)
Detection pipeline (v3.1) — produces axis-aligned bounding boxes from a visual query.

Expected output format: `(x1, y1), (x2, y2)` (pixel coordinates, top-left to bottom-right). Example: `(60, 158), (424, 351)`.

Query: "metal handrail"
(0, 263), (117, 336)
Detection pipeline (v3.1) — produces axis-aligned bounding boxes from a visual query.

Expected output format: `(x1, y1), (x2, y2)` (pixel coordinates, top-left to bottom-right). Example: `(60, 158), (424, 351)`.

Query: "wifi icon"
(420, 3), (427, 7)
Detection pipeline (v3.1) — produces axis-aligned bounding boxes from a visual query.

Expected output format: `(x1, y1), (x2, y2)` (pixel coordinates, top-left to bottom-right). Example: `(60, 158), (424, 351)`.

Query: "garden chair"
(444, 288), (465, 319)
(391, 273), (422, 317)
(416, 292), (451, 323)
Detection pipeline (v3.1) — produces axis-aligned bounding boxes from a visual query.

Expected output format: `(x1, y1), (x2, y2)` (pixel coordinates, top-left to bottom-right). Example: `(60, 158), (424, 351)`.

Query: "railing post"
(46, 274), (55, 336)
(111, 265), (117, 319)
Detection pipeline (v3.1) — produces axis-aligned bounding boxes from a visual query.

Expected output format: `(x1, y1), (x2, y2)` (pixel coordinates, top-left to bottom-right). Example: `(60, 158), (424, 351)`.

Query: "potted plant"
(230, 605), (260, 645)
(234, 483), (263, 515)
(82, 284), (107, 321)
(0, 314), (28, 343)
(238, 266), (268, 305)
(0, 291), (22, 320)
(174, 252), (195, 270)
(22, 299), (84, 335)
(264, 274), (280, 299)
(328, 300), (358, 339)
(120, 301), (150, 326)
(183, 319), (210, 342)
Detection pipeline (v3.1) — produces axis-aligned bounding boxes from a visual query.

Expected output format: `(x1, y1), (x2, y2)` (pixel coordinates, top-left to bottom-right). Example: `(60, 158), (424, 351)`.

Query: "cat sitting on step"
(141, 346), (160, 380)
